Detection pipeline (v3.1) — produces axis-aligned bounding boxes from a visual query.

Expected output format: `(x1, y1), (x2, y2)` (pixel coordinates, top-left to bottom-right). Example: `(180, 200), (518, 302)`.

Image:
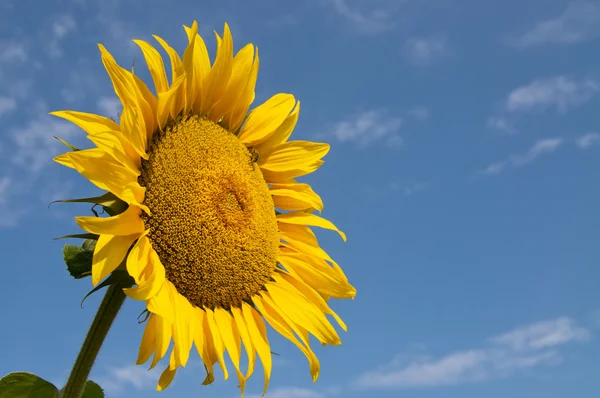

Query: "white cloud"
(490, 316), (590, 351)
(510, 2), (600, 48)
(328, 0), (408, 34)
(0, 177), (10, 205)
(95, 365), (161, 395)
(0, 40), (27, 63)
(404, 37), (449, 66)
(10, 115), (80, 173)
(356, 316), (589, 389)
(246, 386), (341, 398)
(47, 14), (77, 58)
(392, 181), (429, 195)
(487, 116), (517, 135)
(576, 132), (600, 149)
(480, 137), (564, 176)
(97, 97), (122, 118)
(331, 109), (402, 147)
(506, 76), (599, 113)
(408, 106), (430, 120)
(0, 96), (16, 118)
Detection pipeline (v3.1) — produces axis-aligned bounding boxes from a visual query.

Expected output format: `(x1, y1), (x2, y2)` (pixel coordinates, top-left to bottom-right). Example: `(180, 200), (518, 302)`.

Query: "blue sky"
(1, 0), (599, 397)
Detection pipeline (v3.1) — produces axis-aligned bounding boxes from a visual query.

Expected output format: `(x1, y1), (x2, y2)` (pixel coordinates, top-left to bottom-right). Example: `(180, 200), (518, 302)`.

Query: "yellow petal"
(76, 205), (144, 236)
(137, 313), (157, 365)
(260, 140), (328, 176)
(231, 306), (255, 380)
(205, 307), (229, 380)
(125, 232), (151, 283)
(151, 312), (172, 369)
(203, 23), (233, 116)
(225, 47), (260, 132)
(277, 212), (346, 241)
(153, 35), (183, 84)
(192, 307), (219, 382)
(91, 233), (138, 285)
(86, 130), (140, 171)
(277, 272), (347, 331)
(157, 354), (177, 391)
(278, 249), (355, 299)
(263, 160), (324, 183)
(237, 94), (296, 147)
(182, 21), (211, 113)
(54, 153), (74, 168)
(270, 182), (323, 212)
(255, 101), (300, 157)
(98, 44), (153, 152)
(123, 248), (166, 301)
(266, 277), (341, 346)
(241, 302), (271, 396)
(147, 281), (175, 324)
(133, 39), (169, 94)
(214, 308), (246, 393)
(66, 148), (142, 205)
(120, 106), (148, 159)
(211, 43), (254, 123)
(253, 295), (320, 380)
(50, 110), (120, 134)
(156, 73), (186, 128)
(171, 290), (192, 367)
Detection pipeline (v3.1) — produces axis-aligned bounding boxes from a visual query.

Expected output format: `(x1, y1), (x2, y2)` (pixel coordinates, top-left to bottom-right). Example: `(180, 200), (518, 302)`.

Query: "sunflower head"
(53, 21), (355, 396)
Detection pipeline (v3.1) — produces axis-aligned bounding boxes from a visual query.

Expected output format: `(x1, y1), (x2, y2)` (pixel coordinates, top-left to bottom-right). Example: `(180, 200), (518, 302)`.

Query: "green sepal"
(54, 135), (80, 151)
(62, 239), (96, 280)
(53, 233), (99, 241)
(48, 192), (127, 217)
(80, 270), (134, 308)
(0, 372), (59, 398)
(81, 380), (104, 398)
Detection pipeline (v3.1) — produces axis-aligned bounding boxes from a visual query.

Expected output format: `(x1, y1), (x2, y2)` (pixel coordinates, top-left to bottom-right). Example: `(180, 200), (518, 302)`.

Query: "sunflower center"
(138, 115), (279, 309)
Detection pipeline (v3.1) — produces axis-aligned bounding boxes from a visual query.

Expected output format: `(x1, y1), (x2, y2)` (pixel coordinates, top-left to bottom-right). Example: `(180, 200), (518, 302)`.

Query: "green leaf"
(53, 135), (80, 151)
(0, 372), (59, 398)
(48, 192), (127, 217)
(80, 270), (134, 307)
(81, 380), (104, 398)
(62, 244), (94, 280)
(53, 233), (99, 241)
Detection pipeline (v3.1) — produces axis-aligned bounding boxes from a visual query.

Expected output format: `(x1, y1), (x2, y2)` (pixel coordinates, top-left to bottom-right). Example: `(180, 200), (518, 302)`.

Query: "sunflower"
(53, 21), (355, 395)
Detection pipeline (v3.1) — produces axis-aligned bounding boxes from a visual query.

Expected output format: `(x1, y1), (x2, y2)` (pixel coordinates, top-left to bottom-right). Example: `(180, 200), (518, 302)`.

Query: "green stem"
(61, 284), (126, 398)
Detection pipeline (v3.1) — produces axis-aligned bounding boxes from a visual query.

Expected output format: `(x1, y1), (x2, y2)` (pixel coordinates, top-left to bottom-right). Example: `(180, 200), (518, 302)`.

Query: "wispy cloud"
(480, 137), (564, 176)
(576, 132), (600, 149)
(331, 109), (403, 147)
(404, 37), (449, 66)
(356, 316), (589, 389)
(246, 386), (341, 398)
(95, 365), (161, 395)
(97, 96), (122, 118)
(407, 106), (430, 121)
(0, 96), (16, 118)
(505, 76), (599, 113)
(487, 116), (517, 135)
(490, 317), (590, 351)
(0, 39), (27, 63)
(391, 181), (429, 196)
(47, 14), (77, 58)
(509, 1), (600, 48)
(10, 115), (80, 173)
(328, 0), (408, 34)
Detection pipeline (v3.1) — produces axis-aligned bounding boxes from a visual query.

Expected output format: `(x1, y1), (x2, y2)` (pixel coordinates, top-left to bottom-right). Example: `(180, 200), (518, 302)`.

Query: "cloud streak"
(505, 76), (599, 113)
(331, 109), (403, 147)
(509, 2), (600, 48)
(404, 37), (449, 66)
(480, 138), (564, 176)
(356, 316), (589, 389)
